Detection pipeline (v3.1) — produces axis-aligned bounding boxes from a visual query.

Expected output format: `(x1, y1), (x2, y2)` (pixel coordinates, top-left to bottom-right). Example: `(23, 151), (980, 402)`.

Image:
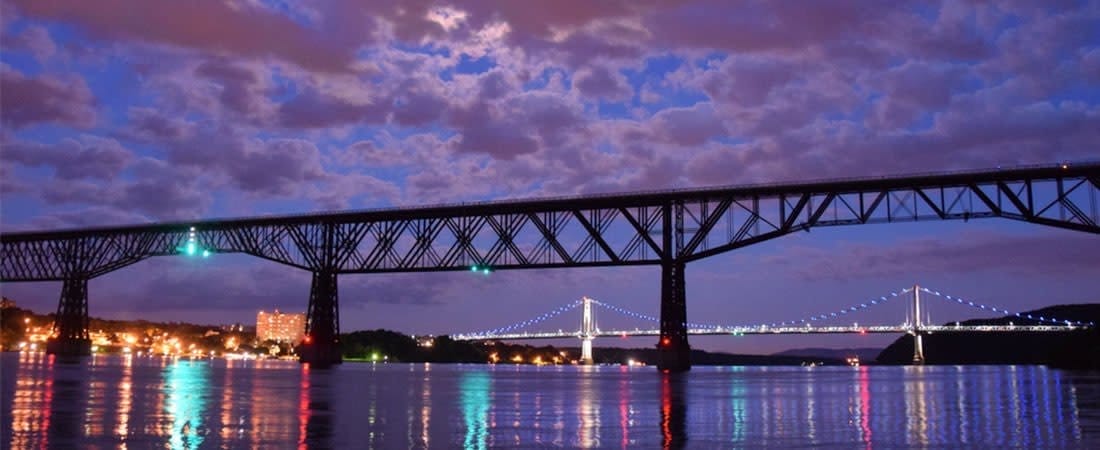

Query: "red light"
(303, 336), (312, 344)
(661, 338), (670, 346)
(859, 329), (867, 335)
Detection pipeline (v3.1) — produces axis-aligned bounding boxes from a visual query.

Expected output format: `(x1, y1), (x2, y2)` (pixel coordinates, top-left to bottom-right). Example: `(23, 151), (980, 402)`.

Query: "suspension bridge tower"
(911, 284), (925, 365)
(580, 296), (596, 364)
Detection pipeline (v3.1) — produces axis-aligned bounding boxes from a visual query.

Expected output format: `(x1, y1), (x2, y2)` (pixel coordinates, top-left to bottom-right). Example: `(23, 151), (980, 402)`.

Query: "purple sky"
(2, 1), (1099, 353)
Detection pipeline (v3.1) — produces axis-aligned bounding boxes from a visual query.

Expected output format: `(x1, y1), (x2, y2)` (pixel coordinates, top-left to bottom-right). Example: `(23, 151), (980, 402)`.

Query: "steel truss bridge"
(451, 286), (1092, 364)
(2, 163), (1098, 370)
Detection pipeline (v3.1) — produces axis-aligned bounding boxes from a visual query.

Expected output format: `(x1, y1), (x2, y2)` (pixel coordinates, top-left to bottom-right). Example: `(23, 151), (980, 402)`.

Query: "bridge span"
(450, 286), (1093, 364)
(2, 163), (1098, 371)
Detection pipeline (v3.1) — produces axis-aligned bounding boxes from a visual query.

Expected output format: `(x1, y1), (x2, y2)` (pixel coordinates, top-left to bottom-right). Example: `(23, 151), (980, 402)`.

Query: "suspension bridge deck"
(453, 324), (1087, 341)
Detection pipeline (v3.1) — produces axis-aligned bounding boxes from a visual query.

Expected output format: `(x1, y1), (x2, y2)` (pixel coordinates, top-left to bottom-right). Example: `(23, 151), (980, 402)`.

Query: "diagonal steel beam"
(571, 210), (621, 263)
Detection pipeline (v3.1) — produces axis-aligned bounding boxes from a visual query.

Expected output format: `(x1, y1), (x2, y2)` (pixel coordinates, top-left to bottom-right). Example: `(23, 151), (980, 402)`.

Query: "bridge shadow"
(298, 365), (335, 449)
(46, 355), (89, 447)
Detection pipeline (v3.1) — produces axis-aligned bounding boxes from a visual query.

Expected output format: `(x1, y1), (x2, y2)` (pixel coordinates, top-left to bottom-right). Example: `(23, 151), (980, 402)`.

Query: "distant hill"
(876, 304), (1100, 368)
(772, 347), (882, 363)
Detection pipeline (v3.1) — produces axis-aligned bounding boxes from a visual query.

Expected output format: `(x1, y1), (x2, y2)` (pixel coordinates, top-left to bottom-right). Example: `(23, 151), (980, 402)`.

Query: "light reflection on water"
(2, 353), (1099, 449)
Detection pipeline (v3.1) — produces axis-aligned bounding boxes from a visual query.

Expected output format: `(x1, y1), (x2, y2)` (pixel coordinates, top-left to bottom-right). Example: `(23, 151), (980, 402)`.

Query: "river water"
(3, 352), (1099, 449)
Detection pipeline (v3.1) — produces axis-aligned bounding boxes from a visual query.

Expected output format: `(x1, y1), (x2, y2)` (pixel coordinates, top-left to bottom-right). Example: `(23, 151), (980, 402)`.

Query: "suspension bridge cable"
(589, 299), (718, 329)
(592, 288), (914, 330)
(731, 288), (914, 329)
(456, 300), (583, 336)
(919, 287), (1094, 327)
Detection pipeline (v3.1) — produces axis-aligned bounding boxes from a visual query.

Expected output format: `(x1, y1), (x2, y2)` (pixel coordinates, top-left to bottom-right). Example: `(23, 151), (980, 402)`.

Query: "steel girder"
(2, 164), (1099, 281)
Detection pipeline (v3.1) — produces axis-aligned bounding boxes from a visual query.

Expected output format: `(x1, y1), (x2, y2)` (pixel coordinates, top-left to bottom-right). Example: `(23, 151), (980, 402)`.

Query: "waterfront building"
(255, 310), (305, 343)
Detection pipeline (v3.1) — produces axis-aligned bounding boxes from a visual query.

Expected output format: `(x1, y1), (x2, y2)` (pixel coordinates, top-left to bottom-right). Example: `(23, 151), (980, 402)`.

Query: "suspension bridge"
(451, 285), (1093, 364)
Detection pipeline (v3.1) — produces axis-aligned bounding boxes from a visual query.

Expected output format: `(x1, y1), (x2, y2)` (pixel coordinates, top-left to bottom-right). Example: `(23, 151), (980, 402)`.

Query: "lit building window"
(255, 310), (306, 343)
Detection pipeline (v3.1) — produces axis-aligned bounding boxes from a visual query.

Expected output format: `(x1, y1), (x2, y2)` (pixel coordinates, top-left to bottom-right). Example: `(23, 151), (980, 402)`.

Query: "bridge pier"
(658, 261), (690, 372)
(580, 296), (595, 364)
(911, 285), (925, 365)
(299, 271), (342, 368)
(912, 332), (925, 365)
(46, 277), (92, 357)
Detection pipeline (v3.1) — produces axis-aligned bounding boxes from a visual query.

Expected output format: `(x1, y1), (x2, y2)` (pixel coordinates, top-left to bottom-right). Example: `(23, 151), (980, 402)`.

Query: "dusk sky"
(2, 0), (1099, 353)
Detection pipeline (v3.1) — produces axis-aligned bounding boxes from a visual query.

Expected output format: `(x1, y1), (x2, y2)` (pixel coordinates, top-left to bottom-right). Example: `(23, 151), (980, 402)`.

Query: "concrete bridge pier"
(911, 285), (925, 365)
(46, 276), (92, 357)
(658, 261), (691, 373)
(299, 270), (342, 367)
(580, 296), (595, 364)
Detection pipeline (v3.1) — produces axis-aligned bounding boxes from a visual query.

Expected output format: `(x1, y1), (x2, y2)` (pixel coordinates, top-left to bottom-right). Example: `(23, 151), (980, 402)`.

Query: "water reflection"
(857, 366), (872, 449)
(48, 357), (87, 444)
(460, 371), (491, 450)
(299, 365), (334, 449)
(115, 354), (133, 445)
(6, 352), (54, 449)
(577, 367), (601, 447)
(3, 355), (1099, 448)
(660, 373), (687, 449)
(164, 361), (209, 449)
(618, 368), (632, 448)
(416, 364), (432, 448)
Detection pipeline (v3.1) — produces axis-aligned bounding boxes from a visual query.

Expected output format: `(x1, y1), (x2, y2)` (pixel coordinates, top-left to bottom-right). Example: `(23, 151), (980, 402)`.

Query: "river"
(3, 352), (1099, 448)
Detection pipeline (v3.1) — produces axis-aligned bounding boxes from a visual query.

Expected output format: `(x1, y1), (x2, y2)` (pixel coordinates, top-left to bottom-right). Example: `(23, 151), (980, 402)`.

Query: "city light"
(470, 265), (492, 275)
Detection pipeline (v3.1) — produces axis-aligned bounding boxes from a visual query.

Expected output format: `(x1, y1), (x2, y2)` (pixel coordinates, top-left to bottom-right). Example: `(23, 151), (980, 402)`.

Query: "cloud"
(167, 130), (327, 197)
(2, 135), (130, 180)
(653, 102), (726, 146)
(572, 65), (632, 100)
(123, 107), (194, 141)
(0, 65), (96, 128)
(193, 59), (275, 119)
(1, 24), (57, 62)
(277, 85), (388, 129)
(9, 0), (356, 71)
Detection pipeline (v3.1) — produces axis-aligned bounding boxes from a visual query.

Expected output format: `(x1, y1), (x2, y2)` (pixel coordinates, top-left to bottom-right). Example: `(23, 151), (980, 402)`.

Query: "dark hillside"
(877, 304), (1100, 368)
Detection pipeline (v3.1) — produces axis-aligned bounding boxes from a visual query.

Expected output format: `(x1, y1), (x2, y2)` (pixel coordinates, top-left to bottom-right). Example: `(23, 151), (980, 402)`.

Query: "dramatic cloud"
(2, 135), (130, 179)
(9, 0), (357, 71)
(0, 65), (96, 128)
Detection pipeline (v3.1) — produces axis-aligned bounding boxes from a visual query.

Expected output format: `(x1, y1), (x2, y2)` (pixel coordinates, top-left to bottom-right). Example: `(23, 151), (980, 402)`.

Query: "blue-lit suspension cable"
(919, 287), (1093, 327)
(589, 299), (719, 329)
(457, 300), (583, 336)
(729, 288), (913, 329)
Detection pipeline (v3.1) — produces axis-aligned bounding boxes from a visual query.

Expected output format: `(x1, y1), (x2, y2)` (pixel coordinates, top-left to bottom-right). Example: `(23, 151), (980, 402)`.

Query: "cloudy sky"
(2, 0), (1099, 353)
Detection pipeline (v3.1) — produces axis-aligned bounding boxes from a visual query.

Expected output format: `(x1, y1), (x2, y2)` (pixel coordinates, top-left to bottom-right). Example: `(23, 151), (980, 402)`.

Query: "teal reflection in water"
(460, 371), (491, 450)
(164, 361), (210, 450)
(728, 366), (747, 444)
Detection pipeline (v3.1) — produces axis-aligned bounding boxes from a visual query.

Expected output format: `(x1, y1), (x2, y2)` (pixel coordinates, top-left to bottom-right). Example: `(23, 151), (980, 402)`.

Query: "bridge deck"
(453, 324), (1087, 341)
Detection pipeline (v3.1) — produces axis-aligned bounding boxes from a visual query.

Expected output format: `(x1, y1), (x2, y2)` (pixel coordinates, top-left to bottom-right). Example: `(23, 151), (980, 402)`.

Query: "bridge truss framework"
(2, 163), (1099, 370)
